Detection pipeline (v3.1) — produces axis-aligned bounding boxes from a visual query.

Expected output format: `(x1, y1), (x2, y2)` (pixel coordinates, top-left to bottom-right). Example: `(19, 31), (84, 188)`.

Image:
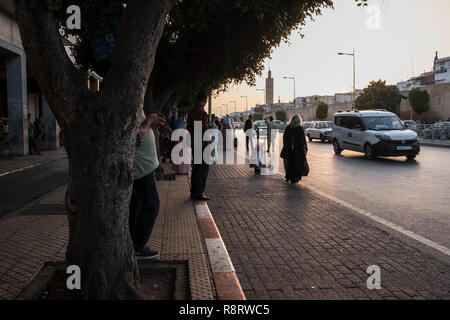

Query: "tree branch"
(102, 0), (177, 115)
(15, 0), (89, 125)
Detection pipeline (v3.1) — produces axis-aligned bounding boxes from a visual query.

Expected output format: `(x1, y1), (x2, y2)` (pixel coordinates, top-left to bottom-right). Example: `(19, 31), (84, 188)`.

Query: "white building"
(434, 56), (450, 85)
(397, 53), (450, 91)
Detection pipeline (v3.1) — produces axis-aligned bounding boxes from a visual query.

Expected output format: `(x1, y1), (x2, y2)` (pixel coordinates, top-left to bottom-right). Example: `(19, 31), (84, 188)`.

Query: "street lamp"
(256, 89), (265, 106)
(338, 49), (356, 109)
(283, 76), (296, 112)
(222, 104), (228, 115)
(240, 96), (248, 113)
(229, 100), (237, 115)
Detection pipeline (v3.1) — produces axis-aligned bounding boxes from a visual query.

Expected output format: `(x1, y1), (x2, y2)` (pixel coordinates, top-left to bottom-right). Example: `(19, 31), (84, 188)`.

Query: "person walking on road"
(27, 113), (42, 155)
(265, 116), (276, 153)
(244, 115), (254, 152)
(280, 115), (308, 184)
(187, 91), (211, 201)
(130, 111), (165, 259)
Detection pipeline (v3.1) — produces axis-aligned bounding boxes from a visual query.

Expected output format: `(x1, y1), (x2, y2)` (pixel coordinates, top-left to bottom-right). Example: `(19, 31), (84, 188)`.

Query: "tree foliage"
(253, 113), (264, 121)
(316, 102), (329, 120)
(355, 80), (402, 114)
(276, 110), (288, 122)
(408, 88), (430, 116)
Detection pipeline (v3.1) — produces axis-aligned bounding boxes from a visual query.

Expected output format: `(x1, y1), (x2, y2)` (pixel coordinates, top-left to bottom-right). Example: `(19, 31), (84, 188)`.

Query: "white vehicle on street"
(332, 110), (420, 160)
(305, 121), (333, 142)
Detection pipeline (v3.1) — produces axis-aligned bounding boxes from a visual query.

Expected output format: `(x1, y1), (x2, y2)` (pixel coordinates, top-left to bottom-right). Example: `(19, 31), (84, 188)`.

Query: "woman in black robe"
(281, 115), (308, 184)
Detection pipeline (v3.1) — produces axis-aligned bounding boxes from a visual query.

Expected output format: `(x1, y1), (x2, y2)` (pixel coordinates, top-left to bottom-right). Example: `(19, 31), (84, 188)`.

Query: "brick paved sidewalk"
(0, 176), (214, 300)
(207, 164), (450, 300)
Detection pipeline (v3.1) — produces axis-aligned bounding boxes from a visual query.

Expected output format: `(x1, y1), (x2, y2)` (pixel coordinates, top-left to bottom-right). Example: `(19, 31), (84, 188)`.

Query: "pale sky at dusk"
(212, 0), (450, 116)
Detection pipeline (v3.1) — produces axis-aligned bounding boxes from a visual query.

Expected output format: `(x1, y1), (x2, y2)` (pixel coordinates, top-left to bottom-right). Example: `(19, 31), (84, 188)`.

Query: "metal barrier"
(418, 123), (450, 141)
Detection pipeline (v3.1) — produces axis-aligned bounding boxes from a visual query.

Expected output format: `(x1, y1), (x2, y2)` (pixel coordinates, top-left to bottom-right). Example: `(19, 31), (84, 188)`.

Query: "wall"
(399, 83), (450, 122)
(269, 102), (353, 122)
(0, 8), (22, 50)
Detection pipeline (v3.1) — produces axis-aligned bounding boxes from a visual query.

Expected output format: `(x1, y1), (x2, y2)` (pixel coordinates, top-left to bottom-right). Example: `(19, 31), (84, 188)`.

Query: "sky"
(212, 0), (450, 116)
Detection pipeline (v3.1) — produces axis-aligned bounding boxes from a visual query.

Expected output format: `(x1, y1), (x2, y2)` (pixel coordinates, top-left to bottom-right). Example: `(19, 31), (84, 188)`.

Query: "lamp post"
(240, 96), (248, 113)
(222, 104), (228, 115)
(283, 76), (296, 112)
(338, 49), (356, 109)
(256, 88), (265, 106)
(229, 100), (237, 116)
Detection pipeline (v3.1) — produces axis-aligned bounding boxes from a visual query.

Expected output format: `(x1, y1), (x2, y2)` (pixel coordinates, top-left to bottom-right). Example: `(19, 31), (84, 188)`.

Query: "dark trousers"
(29, 136), (40, 155)
(129, 172), (160, 252)
(191, 163), (209, 197)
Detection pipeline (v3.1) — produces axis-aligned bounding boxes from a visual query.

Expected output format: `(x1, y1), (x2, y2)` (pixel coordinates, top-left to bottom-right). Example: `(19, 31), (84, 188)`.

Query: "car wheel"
(406, 154), (417, 160)
(307, 134), (313, 142)
(333, 140), (343, 155)
(320, 135), (326, 143)
(364, 144), (376, 160)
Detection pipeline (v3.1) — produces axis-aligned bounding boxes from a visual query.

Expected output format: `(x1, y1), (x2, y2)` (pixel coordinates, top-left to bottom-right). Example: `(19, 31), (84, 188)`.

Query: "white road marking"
(304, 184), (450, 257)
(237, 147), (450, 258)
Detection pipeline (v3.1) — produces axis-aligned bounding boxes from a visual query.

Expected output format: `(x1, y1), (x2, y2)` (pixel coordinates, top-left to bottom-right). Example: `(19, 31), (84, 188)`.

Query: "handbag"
(280, 147), (288, 159)
(302, 155), (310, 177)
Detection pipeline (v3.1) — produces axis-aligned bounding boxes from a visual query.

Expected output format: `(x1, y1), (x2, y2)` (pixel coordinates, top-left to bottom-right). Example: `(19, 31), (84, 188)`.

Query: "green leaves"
(355, 80), (403, 114)
(408, 88), (430, 116)
(316, 102), (329, 120)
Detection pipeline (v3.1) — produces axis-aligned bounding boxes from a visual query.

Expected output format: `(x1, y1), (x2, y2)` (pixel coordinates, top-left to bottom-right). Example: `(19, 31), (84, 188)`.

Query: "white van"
(332, 110), (420, 160)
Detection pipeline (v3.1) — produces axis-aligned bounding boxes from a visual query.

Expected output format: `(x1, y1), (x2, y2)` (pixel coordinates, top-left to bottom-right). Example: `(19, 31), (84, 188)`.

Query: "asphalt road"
(0, 158), (68, 218)
(276, 135), (450, 249)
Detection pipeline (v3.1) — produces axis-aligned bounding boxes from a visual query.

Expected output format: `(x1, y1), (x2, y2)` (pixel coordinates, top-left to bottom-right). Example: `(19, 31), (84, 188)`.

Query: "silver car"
(332, 110), (420, 160)
(305, 121), (333, 142)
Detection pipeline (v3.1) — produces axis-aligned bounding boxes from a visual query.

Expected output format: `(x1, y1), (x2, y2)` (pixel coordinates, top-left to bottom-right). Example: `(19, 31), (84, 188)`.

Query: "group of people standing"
(129, 93), (309, 260)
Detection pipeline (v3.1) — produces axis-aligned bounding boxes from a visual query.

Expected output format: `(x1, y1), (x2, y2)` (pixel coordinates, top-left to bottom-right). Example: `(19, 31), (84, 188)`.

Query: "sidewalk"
(0, 148), (68, 177)
(206, 164), (450, 300)
(419, 139), (450, 148)
(0, 175), (215, 300)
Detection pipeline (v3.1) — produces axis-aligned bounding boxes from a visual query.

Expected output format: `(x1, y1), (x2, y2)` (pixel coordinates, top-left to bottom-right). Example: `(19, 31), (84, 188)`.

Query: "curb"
(0, 156), (68, 177)
(194, 201), (246, 300)
(419, 141), (450, 149)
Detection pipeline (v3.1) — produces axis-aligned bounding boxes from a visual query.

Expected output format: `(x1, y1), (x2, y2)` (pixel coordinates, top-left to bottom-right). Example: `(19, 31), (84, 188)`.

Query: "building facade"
(397, 53), (450, 91)
(0, 0), (60, 156)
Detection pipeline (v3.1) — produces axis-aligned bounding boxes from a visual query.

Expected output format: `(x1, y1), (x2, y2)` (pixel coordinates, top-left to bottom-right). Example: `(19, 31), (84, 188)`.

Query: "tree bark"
(15, 0), (176, 299)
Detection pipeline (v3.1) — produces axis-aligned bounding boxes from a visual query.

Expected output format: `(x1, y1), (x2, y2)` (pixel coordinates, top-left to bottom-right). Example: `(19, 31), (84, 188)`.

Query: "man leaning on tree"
(129, 111), (165, 259)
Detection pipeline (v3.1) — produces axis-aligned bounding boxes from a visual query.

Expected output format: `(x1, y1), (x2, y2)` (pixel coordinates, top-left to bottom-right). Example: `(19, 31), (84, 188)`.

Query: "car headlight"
(375, 134), (391, 141)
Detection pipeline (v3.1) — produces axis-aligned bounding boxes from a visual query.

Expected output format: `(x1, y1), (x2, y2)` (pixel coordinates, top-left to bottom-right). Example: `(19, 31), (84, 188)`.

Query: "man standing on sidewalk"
(129, 112), (165, 259)
(244, 115), (254, 152)
(27, 113), (42, 155)
(188, 91), (210, 201)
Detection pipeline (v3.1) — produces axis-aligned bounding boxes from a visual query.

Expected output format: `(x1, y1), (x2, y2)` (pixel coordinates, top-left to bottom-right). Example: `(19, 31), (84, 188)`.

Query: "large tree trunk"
(15, 0), (177, 299)
(63, 96), (140, 299)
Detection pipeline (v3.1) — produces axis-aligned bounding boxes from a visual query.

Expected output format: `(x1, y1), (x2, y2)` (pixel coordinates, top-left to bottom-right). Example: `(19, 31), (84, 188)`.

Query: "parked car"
(273, 120), (287, 131)
(332, 110), (420, 160)
(403, 120), (419, 133)
(233, 121), (243, 129)
(423, 121), (450, 140)
(302, 122), (313, 130)
(305, 121), (333, 142)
